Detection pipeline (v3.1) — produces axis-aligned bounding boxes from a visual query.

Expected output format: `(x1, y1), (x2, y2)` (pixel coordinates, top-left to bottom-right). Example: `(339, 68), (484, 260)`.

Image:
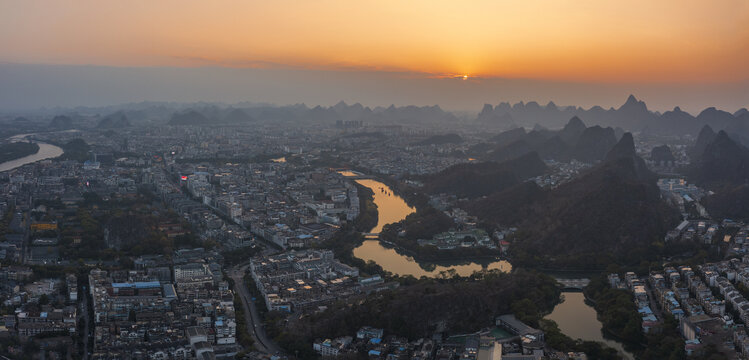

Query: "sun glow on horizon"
(0, 0), (747, 83)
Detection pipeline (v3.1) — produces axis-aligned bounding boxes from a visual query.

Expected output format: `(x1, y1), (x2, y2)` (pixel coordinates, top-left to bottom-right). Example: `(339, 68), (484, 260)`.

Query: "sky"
(1, 0), (748, 113)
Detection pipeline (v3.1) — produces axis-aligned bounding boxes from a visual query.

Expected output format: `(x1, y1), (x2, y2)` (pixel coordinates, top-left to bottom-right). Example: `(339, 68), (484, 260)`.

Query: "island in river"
(0, 133), (66, 172)
(340, 172), (512, 278)
(340, 170), (631, 358)
(0, 141), (40, 164)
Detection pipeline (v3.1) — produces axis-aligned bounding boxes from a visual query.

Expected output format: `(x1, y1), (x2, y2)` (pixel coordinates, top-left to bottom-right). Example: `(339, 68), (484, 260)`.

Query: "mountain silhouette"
(689, 130), (749, 188)
(422, 152), (547, 199)
(222, 108), (255, 123)
(466, 136), (675, 268)
(558, 116), (586, 144)
(97, 111), (131, 129)
(168, 110), (210, 125)
(571, 126), (618, 163)
(473, 95), (749, 138)
(477, 117), (619, 164)
(49, 115), (73, 129)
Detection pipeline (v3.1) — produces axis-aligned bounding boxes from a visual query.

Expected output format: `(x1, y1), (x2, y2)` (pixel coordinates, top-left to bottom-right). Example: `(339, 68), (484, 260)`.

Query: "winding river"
(0, 133), (64, 172)
(341, 172), (511, 277)
(342, 170), (633, 357)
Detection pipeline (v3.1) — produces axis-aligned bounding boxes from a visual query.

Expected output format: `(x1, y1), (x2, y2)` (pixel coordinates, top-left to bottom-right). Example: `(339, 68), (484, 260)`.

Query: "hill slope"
(466, 133), (678, 269)
(97, 111), (131, 129)
(476, 117), (619, 164)
(689, 130), (749, 188)
(422, 152), (547, 198)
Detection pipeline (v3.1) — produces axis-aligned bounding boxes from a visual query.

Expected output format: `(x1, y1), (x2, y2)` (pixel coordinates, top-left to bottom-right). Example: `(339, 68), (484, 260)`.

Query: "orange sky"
(1, 0), (748, 83)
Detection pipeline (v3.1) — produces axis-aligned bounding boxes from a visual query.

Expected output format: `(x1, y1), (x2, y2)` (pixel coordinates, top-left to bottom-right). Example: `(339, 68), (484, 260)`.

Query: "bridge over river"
(555, 278), (591, 290)
(334, 169), (371, 179)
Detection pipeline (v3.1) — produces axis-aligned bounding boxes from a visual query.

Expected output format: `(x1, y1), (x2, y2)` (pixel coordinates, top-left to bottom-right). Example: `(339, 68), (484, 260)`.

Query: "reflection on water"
(338, 170), (361, 177)
(346, 175), (512, 278)
(0, 134), (64, 172)
(354, 178), (415, 233)
(353, 240), (512, 277)
(545, 292), (634, 360)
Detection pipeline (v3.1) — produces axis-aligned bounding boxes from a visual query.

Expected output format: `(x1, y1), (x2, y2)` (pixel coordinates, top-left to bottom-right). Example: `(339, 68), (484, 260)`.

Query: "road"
(230, 263), (284, 355)
(80, 285), (91, 360)
(161, 164), (283, 354)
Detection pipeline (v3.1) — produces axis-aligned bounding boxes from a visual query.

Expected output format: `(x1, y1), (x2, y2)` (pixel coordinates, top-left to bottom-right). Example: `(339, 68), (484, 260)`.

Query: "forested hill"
(690, 130), (749, 221)
(278, 270), (560, 358)
(465, 133), (679, 269)
(420, 152), (547, 199)
(689, 130), (749, 188)
(470, 117), (619, 164)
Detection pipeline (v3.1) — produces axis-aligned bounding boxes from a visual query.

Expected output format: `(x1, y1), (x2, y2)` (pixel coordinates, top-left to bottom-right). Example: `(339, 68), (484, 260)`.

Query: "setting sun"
(1, 2), (749, 359)
(1, 0), (748, 83)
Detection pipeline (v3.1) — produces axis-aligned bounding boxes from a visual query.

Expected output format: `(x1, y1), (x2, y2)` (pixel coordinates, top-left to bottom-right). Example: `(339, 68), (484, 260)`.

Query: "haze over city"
(3, 2), (749, 360)
(1, 0), (747, 112)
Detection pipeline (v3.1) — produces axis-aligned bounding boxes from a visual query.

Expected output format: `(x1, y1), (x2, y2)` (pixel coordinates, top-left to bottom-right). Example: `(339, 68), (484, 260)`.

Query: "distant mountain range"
(169, 108), (254, 125)
(167, 101), (457, 126)
(33, 95), (746, 135)
(477, 95), (749, 138)
(469, 117), (621, 164)
(33, 101), (461, 128)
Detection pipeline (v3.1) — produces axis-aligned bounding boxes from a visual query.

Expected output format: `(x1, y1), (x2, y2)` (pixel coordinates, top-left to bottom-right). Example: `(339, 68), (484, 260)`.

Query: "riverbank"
(583, 276), (645, 347)
(344, 175), (512, 278)
(375, 237), (506, 263)
(541, 292), (632, 360)
(337, 168), (635, 358)
(353, 240), (512, 278)
(0, 133), (64, 172)
(338, 169), (512, 265)
(316, 183), (387, 277)
(279, 269), (562, 359)
(583, 274), (691, 359)
(352, 184), (378, 233)
(0, 141), (39, 163)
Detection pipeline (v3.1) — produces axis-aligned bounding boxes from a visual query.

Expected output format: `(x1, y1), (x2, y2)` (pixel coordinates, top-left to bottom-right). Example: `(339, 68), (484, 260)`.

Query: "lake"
(545, 291), (635, 360)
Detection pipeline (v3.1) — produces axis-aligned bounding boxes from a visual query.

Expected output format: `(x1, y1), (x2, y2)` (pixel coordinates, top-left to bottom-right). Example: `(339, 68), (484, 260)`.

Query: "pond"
(545, 291), (635, 360)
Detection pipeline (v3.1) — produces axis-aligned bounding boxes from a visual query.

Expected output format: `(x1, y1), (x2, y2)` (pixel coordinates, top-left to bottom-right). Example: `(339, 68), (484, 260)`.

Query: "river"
(343, 170), (633, 355)
(0, 133), (64, 172)
(545, 292), (635, 359)
(341, 172), (511, 278)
